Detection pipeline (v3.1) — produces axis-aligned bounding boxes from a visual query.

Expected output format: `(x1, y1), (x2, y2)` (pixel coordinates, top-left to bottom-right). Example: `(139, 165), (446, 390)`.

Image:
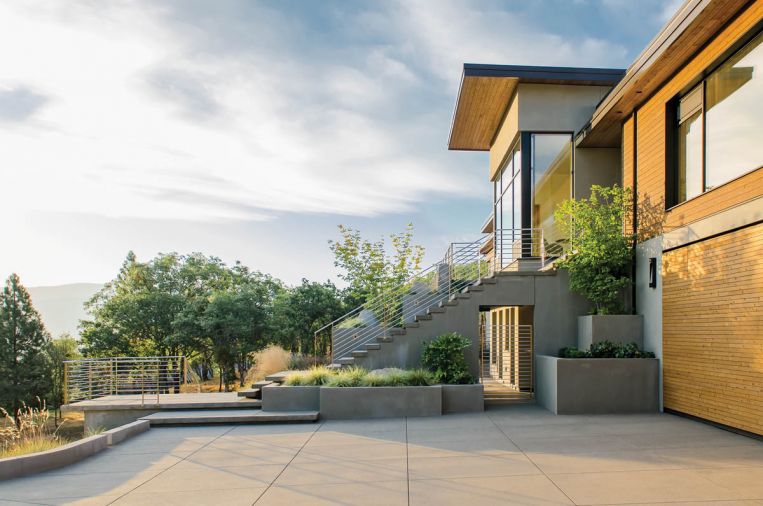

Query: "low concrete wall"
(0, 435), (108, 481)
(261, 385), (320, 412)
(536, 355), (659, 414)
(577, 315), (644, 350)
(320, 386), (442, 419)
(0, 421), (151, 481)
(103, 419), (150, 445)
(85, 409), (158, 432)
(442, 384), (484, 413)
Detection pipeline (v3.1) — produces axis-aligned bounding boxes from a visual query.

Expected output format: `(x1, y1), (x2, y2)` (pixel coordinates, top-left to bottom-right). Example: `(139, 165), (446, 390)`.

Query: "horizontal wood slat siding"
(662, 223), (763, 435)
(634, 0), (763, 232)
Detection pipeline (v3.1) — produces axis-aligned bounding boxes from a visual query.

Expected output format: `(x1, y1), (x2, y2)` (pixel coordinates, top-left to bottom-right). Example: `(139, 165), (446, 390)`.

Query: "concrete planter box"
(441, 384), (484, 413)
(536, 354), (659, 414)
(319, 386), (442, 419)
(578, 314), (644, 350)
(262, 385), (320, 412)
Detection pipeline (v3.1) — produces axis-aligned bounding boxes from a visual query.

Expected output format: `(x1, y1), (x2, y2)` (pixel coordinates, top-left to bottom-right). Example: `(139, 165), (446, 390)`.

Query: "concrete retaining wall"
(85, 408), (158, 432)
(536, 355), (659, 414)
(442, 384), (484, 413)
(103, 419), (150, 445)
(320, 386), (442, 419)
(261, 385), (320, 412)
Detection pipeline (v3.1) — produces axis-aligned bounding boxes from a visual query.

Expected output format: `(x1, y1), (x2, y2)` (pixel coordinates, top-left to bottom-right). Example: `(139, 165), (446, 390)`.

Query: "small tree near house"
(554, 185), (635, 315)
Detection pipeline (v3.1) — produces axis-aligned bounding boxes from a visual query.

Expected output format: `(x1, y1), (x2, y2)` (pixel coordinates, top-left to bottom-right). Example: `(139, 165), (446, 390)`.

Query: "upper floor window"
(669, 31), (763, 207)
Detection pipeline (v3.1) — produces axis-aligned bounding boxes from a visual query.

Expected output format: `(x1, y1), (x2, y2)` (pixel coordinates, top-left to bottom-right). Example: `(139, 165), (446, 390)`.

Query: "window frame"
(666, 27), (763, 210)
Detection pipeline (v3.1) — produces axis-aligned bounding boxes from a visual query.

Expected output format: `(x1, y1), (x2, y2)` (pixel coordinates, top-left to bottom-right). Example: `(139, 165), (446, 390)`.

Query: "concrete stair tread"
(237, 388), (260, 398)
(377, 336), (394, 343)
(365, 343), (381, 350)
(265, 371), (300, 383)
(140, 409), (318, 425)
(352, 350), (368, 357)
(251, 380), (274, 388)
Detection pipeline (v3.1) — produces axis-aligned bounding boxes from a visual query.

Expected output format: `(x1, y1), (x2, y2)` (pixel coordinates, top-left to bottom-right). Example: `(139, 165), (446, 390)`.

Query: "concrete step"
(427, 307), (445, 314)
(476, 277), (497, 285)
(388, 328), (406, 336)
(377, 336), (394, 343)
(352, 350), (368, 358)
(466, 285), (484, 292)
(265, 371), (299, 384)
(404, 323), (420, 329)
(441, 300), (458, 307)
(456, 293), (471, 299)
(415, 314), (432, 322)
(251, 380), (274, 389)
(140, 409), (318, 426)
(337, 357), (355, 365)
(237, 388), (260, 399)
(365, 343), (381, 350)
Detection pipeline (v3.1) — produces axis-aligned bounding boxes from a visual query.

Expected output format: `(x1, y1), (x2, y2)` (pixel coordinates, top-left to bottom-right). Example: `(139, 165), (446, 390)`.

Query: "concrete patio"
(1, 405), (762, 505)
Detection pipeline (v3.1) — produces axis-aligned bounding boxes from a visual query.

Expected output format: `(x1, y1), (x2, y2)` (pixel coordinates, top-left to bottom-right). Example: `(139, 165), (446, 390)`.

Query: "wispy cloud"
(0, 0), (637, 224)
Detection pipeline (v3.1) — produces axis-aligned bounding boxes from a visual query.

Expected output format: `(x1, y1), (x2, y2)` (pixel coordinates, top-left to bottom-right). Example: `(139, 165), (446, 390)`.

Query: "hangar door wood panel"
(662, 223), (763, 435)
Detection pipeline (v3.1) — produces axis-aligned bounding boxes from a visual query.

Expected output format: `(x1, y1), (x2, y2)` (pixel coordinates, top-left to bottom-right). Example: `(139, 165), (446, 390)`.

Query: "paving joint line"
(105, 425), (238, 505)
(486, 411), (578, 506)
(252, 420), (324, 505)
(405, 417), (410, 506)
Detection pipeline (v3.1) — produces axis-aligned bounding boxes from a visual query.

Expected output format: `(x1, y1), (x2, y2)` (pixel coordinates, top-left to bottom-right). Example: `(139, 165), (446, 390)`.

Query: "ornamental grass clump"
(1, 399), (68, 459)
(284, 366), (334, 386)
(325, 367), (367, 387)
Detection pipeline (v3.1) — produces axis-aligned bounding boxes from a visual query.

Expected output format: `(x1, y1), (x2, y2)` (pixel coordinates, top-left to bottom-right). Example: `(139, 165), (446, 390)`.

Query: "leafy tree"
(329, 223), (425, 314)
(45, 333), (81, 423)
(201, 279), (279, 390)
(272, 279), (345, 356)
(0, 274), (51, 419)
(554, 185), (635, 315)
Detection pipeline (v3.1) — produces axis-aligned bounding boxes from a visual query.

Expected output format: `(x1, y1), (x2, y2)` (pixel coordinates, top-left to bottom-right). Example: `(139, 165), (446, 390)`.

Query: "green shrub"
(559, 340), (655, 359)
(421, 333), (474, 384)
(558, 347), (590, 358)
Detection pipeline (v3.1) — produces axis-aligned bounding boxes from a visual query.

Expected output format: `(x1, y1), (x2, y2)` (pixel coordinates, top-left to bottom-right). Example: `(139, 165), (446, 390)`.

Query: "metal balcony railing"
(64, 356), (190, 405)
(318, 229), (547, 363)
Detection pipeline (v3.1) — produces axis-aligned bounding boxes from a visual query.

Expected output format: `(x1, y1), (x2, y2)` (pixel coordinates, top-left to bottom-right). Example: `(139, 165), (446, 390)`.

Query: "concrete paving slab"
(131, 461), (283, 493)
(110, 487), (266, 506)
(408, 453), (540, 480)
(549, 468), (747, 504)
(409, 475), (574, 506)
(274, 457), (407, 485)
(184, 446), (298, 466)
(257, 480), (408, 506)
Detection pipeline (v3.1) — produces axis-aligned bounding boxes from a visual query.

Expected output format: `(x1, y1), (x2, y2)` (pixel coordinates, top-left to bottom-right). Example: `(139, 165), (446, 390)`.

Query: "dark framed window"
(668, 30), (763, 207)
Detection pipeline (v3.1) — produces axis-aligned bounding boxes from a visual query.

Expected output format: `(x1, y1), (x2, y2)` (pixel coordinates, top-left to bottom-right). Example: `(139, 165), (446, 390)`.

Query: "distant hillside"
(27, 283), (103, 338)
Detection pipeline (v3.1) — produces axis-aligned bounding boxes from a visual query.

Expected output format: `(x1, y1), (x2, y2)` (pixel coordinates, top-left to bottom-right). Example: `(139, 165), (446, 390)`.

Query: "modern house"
(324, 0), (762, 435)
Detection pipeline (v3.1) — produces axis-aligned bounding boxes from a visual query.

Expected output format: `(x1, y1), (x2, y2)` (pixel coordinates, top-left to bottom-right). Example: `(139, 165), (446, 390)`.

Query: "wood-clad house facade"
(450, 0), (762, 435)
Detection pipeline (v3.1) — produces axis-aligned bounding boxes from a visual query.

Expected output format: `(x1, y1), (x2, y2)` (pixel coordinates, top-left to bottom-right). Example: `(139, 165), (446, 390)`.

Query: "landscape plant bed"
(536, 354), (659, 414)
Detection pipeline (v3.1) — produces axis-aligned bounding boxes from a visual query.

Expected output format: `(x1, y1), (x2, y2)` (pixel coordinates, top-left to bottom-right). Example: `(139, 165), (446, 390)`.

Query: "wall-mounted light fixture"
(648, 257), (657, 289)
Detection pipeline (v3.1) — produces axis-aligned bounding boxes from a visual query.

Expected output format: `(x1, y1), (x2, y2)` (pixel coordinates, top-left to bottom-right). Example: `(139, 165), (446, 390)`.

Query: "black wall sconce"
(648, 257), (657, 289)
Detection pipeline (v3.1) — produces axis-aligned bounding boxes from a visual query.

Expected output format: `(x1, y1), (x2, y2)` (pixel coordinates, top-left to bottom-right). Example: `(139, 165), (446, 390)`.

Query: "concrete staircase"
(335, 275), (507, 371)
(140, 409), (318, 425)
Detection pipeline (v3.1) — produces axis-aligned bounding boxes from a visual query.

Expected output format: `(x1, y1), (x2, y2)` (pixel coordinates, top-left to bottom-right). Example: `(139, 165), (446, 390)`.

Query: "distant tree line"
(0, 223), (425, 407)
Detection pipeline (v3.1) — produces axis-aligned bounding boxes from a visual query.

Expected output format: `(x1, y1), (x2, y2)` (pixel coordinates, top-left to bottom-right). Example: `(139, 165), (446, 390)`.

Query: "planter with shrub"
(536, 341), (658, 414)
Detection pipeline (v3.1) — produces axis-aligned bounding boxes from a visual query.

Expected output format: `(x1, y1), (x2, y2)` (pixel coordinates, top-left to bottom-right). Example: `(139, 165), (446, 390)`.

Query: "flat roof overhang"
(448, 64), (625, 151)
(578, 0), (757, 148)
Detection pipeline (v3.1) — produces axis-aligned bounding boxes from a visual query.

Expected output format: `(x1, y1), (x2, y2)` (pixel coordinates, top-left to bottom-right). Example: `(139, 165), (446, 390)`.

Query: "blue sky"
(0, 0), (679, 287)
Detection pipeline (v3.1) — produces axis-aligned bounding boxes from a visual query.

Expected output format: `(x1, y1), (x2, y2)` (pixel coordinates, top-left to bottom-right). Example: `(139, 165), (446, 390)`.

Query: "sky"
(0, 0), (680, 288)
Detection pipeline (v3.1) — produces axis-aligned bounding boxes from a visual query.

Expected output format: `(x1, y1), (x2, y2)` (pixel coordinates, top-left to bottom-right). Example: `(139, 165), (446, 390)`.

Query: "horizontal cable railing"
(64, 356), (189, 405)
(319, 229), (548, 363)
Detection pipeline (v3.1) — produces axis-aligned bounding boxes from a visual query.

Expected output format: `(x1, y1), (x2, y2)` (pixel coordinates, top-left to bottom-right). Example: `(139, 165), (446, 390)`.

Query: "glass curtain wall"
(530, 133), (572, 256)
(493, 142), (521, 269)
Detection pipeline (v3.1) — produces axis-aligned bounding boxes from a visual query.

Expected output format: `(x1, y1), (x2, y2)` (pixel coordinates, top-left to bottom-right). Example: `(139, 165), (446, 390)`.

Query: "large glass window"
(671, 31), (762, 205)
(494, 141), (521, 266)
(705, 31), (763, 190)
(531, 133), (572, 253)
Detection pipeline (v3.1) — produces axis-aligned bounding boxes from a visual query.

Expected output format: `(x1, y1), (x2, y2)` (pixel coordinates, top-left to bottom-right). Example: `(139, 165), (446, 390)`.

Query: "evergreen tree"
(0, 273), (51, 417)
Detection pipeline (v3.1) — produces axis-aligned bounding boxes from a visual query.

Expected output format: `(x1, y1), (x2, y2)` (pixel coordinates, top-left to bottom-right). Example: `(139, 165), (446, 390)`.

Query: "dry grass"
(1, 400), (74, 459)
(246, 345), (291, 383)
